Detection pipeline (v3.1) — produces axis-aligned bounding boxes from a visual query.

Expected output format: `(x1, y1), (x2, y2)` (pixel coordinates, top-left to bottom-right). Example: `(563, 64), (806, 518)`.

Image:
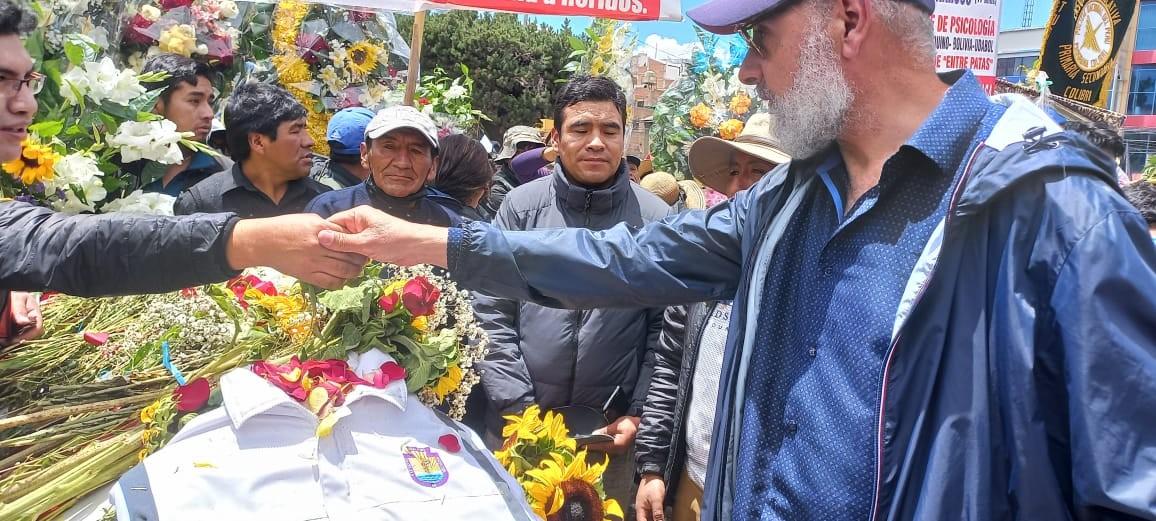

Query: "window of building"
(1128, 65), (1156, 115)
(1137, 2), (1156, 50)
(1125, 130), (1156, 174)
(996, 55), (1038, 78)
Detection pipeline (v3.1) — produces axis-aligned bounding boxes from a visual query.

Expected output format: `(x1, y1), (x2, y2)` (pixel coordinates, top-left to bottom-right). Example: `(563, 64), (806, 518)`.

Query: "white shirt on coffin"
(110, 350), (532, 520)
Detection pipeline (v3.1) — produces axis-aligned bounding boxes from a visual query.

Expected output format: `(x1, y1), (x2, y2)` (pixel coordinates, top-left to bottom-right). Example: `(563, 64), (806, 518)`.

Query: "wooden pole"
(404, 11), (428, 106)
(1113, 0), (1141, 114)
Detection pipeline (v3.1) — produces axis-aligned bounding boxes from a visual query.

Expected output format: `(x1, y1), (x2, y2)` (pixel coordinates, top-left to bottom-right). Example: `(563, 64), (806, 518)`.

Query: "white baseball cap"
(365, 106), (439, 151)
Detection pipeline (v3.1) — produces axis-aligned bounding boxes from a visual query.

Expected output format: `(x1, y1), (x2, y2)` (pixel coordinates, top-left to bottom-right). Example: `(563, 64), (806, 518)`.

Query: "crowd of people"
(2, 0), (1156, 518)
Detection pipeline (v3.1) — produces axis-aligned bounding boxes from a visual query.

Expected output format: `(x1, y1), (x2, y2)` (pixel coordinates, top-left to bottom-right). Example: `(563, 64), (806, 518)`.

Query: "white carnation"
(101, 190), (175, 215)
(61, 58), (146, 106)
(109, 120), (186, 164)
(218, 0), (238, 19)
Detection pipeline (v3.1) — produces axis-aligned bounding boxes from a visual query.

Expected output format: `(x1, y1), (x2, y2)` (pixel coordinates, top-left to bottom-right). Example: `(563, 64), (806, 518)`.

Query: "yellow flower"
(542, 410), (576, 452)
(689, 103), (712, 129)
(306, 109), (331, 157)
(137, 448), (150, 462)
(272, 0), (310, 54)
(502, 404), (545, 441)
(431, 364), (463, 402)
(158, 24), (197, 56)
(590, 56), (606, 76)
(730, 92), (752, 116)
(411, 315), (430, 332)
(524, 452), (622, 520)
(272, 54), (311, 85)
(718, 119), (744, 141)
(140, 402), (159, 424)
(597, 32), (614, 54)
(346, 41), (381, 78)
(3, 140), (59, 186)
(141, 428), (159, 445)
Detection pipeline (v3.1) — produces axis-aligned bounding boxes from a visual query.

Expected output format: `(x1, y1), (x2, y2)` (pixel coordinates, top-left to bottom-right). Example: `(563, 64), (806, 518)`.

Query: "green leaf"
(28, 121), (64, 139)
(64, 43), (85, 67)
(317, 285), (370, 313)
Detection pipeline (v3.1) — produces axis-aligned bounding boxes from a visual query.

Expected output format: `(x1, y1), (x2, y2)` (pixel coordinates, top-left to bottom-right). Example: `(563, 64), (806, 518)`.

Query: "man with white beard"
(312, 0), (1156, 518)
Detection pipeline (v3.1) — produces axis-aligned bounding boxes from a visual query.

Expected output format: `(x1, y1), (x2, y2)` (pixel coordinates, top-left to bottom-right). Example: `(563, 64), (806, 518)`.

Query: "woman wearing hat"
(633, 112), (789, 521)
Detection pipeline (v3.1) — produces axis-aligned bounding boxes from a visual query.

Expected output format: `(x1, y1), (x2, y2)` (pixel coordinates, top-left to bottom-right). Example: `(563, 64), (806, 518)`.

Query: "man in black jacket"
(0, 1), (362, 333)
(175, 83), (329, 218)
(472, 76), (670, 514)
(633, 112), (789, 521)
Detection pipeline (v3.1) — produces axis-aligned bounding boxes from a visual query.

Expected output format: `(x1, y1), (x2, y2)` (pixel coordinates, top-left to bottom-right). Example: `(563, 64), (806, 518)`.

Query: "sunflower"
(346, 41), (382, 78)
(431, 364), (463, 402)
(524, 452), (624, 521)
(502, 404), (545, 442)
(3, 140), (59, 186)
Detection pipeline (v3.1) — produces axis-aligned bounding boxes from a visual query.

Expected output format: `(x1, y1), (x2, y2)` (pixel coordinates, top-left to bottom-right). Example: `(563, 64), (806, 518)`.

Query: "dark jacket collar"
(364, 178), (430, 209)
(552, 161), (630, 214)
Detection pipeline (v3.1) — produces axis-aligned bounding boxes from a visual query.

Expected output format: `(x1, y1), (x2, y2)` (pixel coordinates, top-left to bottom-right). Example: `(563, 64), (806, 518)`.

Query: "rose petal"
(83, 331), (110, 346)
(438, 433), (461, 453)
(174, 377), (211, 413)
(380, 362), (406, 383)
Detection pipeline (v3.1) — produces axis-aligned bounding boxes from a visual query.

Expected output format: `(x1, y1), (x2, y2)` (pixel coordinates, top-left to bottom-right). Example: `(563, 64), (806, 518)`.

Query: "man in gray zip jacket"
(472, 76), (670, 511)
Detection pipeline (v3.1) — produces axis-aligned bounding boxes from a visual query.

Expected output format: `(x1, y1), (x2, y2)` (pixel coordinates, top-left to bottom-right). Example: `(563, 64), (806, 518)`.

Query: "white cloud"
(637, 34), (698, 63)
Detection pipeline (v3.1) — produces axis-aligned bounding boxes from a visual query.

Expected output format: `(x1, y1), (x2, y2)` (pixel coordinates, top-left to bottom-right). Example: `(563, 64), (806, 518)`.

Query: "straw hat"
(640, 172), (680, 205)
(688, 113), (790, 193)
(678, 180), (707, 210)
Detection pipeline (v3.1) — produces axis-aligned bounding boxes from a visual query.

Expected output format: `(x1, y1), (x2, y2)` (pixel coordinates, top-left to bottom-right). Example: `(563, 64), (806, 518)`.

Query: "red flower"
(418, 97), (431, 106)
(295, 33), (329, 65)
(401, 277), (439, 317)
(252, 358), (369, 405)
(174, 377), (211, 412)
(378, 291), (400, 314)
(204, 33), (234, 68)
(158, 0), (193, 9)
(370, 361), (407, 388)
(122, 14), (157, 46)
(227, 275), (277, 309)
(83, 331), (109, 346)
(438, 433), (461, 453)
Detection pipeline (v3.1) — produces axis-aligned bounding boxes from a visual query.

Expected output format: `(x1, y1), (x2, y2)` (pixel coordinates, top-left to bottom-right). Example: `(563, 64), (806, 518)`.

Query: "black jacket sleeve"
(629, 305), (664, 416)
(0, 202), (240, 296)
(634, 304), (687, 478)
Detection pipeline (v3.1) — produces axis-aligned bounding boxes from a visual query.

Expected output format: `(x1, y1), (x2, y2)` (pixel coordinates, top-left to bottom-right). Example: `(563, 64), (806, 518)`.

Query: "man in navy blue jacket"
(315, 0), (1156, 518)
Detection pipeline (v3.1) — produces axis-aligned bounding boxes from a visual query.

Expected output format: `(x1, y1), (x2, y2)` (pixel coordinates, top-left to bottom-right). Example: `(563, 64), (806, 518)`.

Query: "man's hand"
(318, 206), (449, 268)
(588, 415), (641, 455)
(635, 474), (667, 521)
(227, 214), (367, 289)
(5, 292), (42, 345)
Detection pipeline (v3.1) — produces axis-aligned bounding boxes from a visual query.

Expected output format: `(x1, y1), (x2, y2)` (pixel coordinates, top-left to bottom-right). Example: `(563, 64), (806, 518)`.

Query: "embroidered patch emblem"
(402, 445), (449, 488)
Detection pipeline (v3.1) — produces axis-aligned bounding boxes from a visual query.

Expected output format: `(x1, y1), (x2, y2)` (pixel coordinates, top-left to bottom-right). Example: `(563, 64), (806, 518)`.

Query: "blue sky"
(532, 0), (711, 57)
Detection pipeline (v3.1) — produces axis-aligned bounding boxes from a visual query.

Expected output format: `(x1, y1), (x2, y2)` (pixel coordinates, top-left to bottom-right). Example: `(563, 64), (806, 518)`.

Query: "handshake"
(225, 206), (450, 289)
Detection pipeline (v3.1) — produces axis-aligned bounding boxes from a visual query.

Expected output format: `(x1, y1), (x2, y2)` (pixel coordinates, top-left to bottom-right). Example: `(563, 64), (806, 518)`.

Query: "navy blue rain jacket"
(448, 95), (1156, 520)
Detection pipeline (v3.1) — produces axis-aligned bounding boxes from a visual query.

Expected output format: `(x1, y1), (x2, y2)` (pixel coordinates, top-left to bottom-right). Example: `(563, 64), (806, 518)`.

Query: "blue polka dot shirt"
(732, 71), (996, 519)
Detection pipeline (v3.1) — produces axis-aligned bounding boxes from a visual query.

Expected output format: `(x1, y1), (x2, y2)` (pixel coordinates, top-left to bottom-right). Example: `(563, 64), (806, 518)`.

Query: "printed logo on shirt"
(402, 444), (450, 488)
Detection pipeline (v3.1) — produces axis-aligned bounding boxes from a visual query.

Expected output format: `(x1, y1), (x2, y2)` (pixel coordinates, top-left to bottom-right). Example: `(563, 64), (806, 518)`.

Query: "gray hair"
(870, 0), (936, 66)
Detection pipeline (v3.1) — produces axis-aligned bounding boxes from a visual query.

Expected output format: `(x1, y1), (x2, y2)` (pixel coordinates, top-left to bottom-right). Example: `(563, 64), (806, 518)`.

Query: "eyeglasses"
(0, 72), (44, 97)
(737, 24), (765, 57)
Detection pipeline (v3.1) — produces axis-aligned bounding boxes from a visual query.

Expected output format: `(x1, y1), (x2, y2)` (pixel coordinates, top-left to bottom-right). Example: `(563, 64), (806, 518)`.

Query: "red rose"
(295, 33), (329, 65)
(418, 97), (431, 106)
(123, 14), (157, 46)
(438, 433), (461, 453)
(401, 277), (439, 317)
(378, 291), (400, 313)
(158, 0), (193, 9)
(370, 361), (406, 387)
(173, 377), (211, 412)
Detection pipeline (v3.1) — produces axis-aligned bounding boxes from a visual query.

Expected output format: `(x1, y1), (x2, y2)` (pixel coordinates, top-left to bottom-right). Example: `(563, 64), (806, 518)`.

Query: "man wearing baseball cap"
(306, 106), (460, 227)
(316, 0), (1156, 518)
(311, 107), (375, 190)
(479, 125), (545, 217)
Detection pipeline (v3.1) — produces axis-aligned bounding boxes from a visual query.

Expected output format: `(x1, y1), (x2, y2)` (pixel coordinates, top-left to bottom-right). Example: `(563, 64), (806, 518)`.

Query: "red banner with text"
(426, 0), (682, 21)
(934, 0), (1001, 94)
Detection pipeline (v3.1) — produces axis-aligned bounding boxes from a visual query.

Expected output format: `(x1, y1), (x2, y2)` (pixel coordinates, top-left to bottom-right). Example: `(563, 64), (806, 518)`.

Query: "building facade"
(626, 53), (684, 158)
(997, 0), (1156, 175)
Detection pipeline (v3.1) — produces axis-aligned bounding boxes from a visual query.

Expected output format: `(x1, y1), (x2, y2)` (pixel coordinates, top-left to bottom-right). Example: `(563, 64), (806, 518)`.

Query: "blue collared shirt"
(732, 71), (995, 519)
